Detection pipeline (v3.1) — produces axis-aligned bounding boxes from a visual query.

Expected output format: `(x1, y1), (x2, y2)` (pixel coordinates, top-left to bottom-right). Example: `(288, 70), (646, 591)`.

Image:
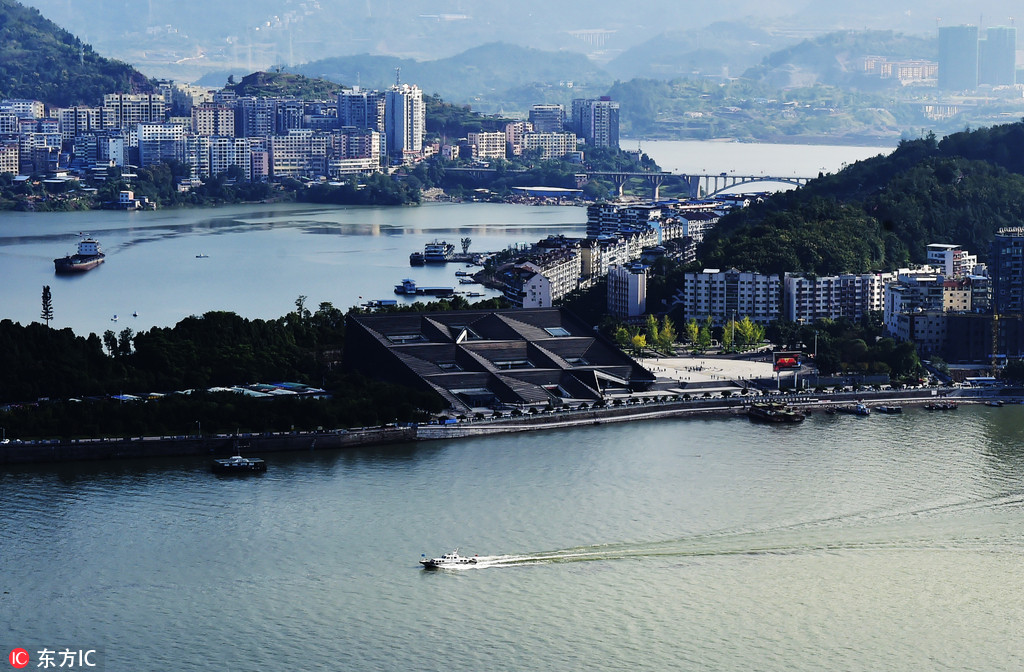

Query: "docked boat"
(985, 400), (1004, 407)
(875, 405), (903, 414)
(747, 402), (805, 423)
(924, 401), (958, 411)
(211, 455), (267, 474)
(54, 237), (105, 273)
(837, 403), (871, 416)
(394, 278), (455, 297)
(459, 277), (477, 284)
(420, 550), (478, 569)
(423, 240), (455, 263)
(409, 252), (425, 266)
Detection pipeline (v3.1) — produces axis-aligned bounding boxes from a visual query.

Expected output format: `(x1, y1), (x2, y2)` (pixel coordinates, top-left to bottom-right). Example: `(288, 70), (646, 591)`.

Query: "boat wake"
(438, 492), (1024, 570)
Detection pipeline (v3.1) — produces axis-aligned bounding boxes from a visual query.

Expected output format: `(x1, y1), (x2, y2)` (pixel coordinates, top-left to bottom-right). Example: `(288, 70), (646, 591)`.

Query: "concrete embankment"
(0, 387), (1001, 465)
(0, 426), (415, 465)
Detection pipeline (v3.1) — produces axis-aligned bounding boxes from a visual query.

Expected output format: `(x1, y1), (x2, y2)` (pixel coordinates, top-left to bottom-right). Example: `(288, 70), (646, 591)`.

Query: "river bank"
(1, 385), (1007, 465)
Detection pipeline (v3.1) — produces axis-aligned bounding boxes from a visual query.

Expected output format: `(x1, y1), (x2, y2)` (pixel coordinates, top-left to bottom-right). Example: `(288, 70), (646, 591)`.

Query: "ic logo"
(8, 649), (29, 669)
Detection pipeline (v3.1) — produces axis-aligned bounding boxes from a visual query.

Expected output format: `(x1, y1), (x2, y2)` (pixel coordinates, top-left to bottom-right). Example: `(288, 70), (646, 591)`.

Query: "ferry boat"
(211, 455), (267, 474)
(54, 237), (105, 273)
(747, 402), (805, 423)
(420, 549), (478, 569)
(423, 240), (455, 263)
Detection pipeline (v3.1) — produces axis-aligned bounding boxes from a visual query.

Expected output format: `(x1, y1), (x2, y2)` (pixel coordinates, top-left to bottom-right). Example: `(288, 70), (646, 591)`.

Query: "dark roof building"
(344, 308), (655, 413)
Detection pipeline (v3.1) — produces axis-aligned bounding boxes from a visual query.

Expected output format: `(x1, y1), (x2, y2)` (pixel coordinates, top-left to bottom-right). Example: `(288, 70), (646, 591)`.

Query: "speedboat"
(211, 455), (267, 474)
(420, 550), (478, 569)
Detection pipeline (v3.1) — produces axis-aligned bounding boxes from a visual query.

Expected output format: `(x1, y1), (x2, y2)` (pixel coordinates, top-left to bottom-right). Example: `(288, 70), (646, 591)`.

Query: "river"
(2, 405), (1023, 670)
(0, 141), (895, 338)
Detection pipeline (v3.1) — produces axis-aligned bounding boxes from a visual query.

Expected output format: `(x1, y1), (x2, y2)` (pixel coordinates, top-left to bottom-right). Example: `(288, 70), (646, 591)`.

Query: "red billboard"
(773, 351), (801, 372)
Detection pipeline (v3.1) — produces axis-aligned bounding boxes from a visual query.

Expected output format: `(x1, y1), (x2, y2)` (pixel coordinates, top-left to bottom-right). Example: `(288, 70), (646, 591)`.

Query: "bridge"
(444, 167), (816, 200)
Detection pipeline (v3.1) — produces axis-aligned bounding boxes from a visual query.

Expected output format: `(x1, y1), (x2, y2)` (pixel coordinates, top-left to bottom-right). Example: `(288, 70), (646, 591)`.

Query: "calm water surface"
(3, 407), (1024, 670)
(0, 202), (585, 337)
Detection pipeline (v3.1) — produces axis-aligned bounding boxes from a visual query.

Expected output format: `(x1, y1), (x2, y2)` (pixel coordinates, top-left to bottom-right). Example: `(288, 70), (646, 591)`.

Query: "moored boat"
(837, 403), (871, 416)
(54, 237), (105, 273)
(875, 405), (903, 414)
(748, 402), (805, 423)
(924, 401), (958, 411)
(211, 455), (267, 474)
(420, 549), (478, 569)
(409, 252), (425, 265)
(423, 240), (455, 263)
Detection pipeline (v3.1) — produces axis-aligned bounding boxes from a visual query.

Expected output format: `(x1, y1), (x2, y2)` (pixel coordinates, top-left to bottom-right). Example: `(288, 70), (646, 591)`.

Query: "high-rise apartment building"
(338, 88), (386, 133)
(938, 25), (980, 90)
(192, 105), (235, 137)
(103, 94), (166, 130)
(384, 84), (424, 162)
(570, 97), (619, 148)
(979, 26), (1017, 86)
(528, 104), (565, 133)
(138, 122), (187, 167)
(676, 268), (782, 326)
(990, 227), (1024, 314)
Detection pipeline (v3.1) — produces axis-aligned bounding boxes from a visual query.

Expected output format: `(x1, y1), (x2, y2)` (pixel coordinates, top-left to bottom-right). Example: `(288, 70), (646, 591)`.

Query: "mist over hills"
(16, 0), (1022, 84)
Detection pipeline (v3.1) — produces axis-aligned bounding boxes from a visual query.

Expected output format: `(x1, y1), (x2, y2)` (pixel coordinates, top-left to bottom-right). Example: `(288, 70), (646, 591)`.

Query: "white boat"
(420, 549), (478, 569)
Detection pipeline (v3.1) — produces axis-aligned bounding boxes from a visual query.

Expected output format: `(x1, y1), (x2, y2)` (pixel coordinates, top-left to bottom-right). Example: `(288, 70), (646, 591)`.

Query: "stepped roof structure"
(345, 308), (655, 412)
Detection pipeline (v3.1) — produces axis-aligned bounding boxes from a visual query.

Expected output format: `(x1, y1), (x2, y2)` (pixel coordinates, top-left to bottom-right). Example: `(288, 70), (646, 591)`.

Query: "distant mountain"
(281, 43), (613, 114)
(742, 30), (937, 89)
(0, 0), (152, 106)
(605, 22), (793, 81)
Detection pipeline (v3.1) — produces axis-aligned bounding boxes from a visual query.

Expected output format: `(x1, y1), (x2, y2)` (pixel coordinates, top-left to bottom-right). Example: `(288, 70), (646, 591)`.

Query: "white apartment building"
(607, 264), (647, 319)
(0, 139), (18, 175)
(138, 122), (187, 167)
(55, 106), (103, 141)
(467, 131), (506, 159)
(784, 273), (887, 323)
(103, 94), (166, 130)
(523, 132), (577, 159)
(337, 88), (386, 133)
(384, 84), (424, 162)
(504, 121), (532, 156)
(0, 99), (45, 119)
(676, 268), (782, 326)
(192, 105), (235, 137)
(209, 136), (251, 180)
(269, 129), (329, 178)
(926, 243), (977, 277)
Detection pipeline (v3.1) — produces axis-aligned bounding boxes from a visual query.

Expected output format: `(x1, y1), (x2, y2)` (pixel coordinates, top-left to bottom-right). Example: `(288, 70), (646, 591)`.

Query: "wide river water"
(3, 406), (1023, 670)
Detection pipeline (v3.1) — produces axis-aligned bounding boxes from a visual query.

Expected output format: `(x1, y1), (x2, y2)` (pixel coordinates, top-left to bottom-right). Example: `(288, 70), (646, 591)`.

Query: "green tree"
(685, 318), (700, 349)
(40, 285), (53, 326)
(722, 316), (735, 352)
(645, 314), (660, 349)
(658, 316), (677, 353)
(697, 316), (713, 352)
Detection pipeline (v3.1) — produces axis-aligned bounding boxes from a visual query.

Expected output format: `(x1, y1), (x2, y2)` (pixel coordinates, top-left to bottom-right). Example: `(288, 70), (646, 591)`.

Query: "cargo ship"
(54, 237), (105, 274)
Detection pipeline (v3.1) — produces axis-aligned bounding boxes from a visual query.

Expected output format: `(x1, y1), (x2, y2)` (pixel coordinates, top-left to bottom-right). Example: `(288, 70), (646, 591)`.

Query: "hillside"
(0, 0), (152, 106)
(742, 30), (936, 90)
(699, 123), (1024, 276)
(286, 42), (612, 115)
(225, 71), (345, 99)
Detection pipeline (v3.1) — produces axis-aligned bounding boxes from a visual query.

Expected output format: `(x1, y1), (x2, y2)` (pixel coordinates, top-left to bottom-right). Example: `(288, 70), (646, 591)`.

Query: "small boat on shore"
(420, 549), (478, 569)
(211, 455), (267, 474)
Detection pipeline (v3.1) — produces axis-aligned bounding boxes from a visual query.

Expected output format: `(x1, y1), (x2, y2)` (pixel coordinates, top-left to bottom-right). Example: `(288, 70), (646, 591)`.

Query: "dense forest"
(0, 0), (152, 106)
(700, 122), (1024, 276)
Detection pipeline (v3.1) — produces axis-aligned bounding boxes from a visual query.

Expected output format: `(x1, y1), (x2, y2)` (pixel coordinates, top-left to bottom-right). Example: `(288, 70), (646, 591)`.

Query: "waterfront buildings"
(675, 269), (782, 326)
(570, 97), (620, 149)
(528, 104), (565, 133)
(344, 307), (655, 413)
(607, 264), (647, 320)
(784, 273), (886, 323)
(384, 83), (425, 163)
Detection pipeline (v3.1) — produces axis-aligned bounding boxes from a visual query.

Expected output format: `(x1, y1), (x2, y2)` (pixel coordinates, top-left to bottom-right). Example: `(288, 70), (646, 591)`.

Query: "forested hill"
(0, 0), (152, 105)
(699, 122), (1024, 276)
